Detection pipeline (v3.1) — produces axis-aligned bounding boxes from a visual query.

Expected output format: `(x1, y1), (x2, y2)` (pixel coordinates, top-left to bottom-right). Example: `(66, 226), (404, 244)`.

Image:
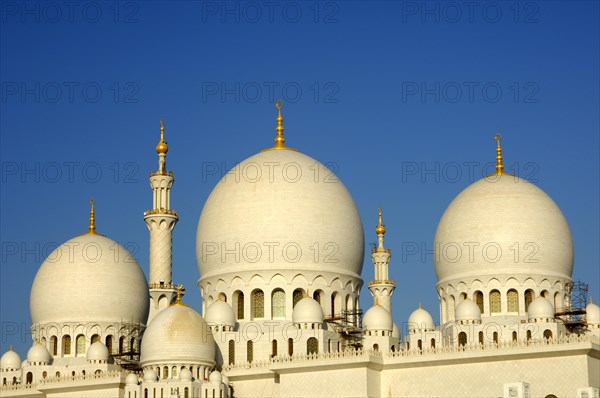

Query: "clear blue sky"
(1, 1), (598, 357)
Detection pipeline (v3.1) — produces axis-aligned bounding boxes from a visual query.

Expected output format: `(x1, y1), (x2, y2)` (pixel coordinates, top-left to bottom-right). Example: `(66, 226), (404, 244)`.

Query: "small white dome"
(179, 368), (193, 381)
(292, 297), (324, 324)
(87, 341), (109, 361)
(1, 348), (21, 370)
(209, 370), (222, 383)
(455, 299), (482, 322)
(205, 300), (236, 327)
(586, 300), (600, 325)
(221, 374), (230, 386)
(143, 369), (157, 382)
(27, 343), (51, 363)
(363, 305), (393, 331)
(141, 304), (215, 367)
(407, 306), (434, 330)
(392, 322), (400, 339)
(30, 234), (149, 326)
(125, 373), (139, 385)
(528, 297), (555, 320)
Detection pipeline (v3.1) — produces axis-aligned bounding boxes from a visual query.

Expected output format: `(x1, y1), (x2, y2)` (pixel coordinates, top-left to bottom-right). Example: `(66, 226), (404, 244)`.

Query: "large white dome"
(434, 174), (573, 284)
(30, 234), (149, 325)
(141, 304), (215, 367)
(197, 149), (365, 280)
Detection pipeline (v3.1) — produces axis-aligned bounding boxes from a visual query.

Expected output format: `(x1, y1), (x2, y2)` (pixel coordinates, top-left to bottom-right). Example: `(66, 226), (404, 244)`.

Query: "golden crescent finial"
(262, 101), (297, 152)
(494, 133), (504, 175)
(87, 198), (97, 234)
(173, 284), (188, 306)
(275, 100), (283, 111)
(156, 119), (168, 155)
(376, 207), (386, 235)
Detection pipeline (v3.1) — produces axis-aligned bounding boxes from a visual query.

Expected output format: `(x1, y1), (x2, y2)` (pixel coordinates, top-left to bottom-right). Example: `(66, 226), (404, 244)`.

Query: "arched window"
(543, 329), (552, 339)
(313, 290), (321, 304)
(218, 292), (227, 302)
(55, 372), (60, 378)
(62, 335), (71, 355)
(489, 290), (501, 313)
(3, 378), (6, 385)
(144, 388), (148, 398)
(247, 341), (254, 363)
(391, 345), (395, 352)
(526, 329), (532, 342)
(130, 337), (135, 353)
(228, 340), (235, 365)
(307, 337), (318, 355)
(235, 291), (244, 320)
(430, 338), (435, 348)
(118, 336), (124, 354)
(163, 366), (168, 379)
(272, 340), (278, 357)
(493, 331), (499, 344)
(554, 292), (561, 311)
(105, 335), (113, 355)
(42, 371), (47, 379)
(524, 289), (534, 311)
(474, 291), (484, 313)
(373, 344), (379, 351)
(458, 332), (467, 347)
(251, 290), (264, 319)
(417, 339), (422, 350)
(91, 334), (100, 344)
(288, 338), (293, 356)
(184, 387), (189, 398)
(293, 289), (304, 308)
(330, 292), (340, 317)
(26, 372), (33, 384)
(50, 336), (57, 356)
(478, 331), (484, 345)
(76, 334), (86, 356)
(271, 289), (285, 318)
(172, 366), (178, 378)
(448, 295), (455, 320)
(512, 331), (517, 342)
(507, 289), (519, 312)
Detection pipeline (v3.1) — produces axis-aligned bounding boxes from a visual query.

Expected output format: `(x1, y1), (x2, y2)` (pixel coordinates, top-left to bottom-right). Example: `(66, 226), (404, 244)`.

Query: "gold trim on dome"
(261, 100), (298, 152)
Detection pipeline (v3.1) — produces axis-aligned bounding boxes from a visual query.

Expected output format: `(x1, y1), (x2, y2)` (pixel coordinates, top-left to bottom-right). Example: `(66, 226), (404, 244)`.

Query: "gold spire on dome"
(172, 285), (188, 307)
(591, 296), (593, 304)
(494, 133), (504, 175)
(9, 345), (13, 351)
(156, 119), (169, 155)
(261, 100), (298, 152)
(87, 198), (97, 235)
(418, 302), (422, 309)
(376, 208), (386, 236)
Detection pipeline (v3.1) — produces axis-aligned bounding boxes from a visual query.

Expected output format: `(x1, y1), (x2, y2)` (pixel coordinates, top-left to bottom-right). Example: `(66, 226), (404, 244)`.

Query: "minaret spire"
(87, 198), (97, 234)
(369, 207), (395, 313)
(145, 119), (179, 324)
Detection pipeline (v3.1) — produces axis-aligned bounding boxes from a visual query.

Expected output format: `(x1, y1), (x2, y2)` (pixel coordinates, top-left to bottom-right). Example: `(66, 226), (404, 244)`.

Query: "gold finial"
(172, 285), (187, 306)
(590, 296), (593, 304)
(262, 101), (297, 152)
(418, 302), (422, 309)
(494, 133), (504, 175)
(87, 198), (97, 234)
(376, 207), (386, 235)
(156, 119), (169, 155)
(9, 345), (13, 351)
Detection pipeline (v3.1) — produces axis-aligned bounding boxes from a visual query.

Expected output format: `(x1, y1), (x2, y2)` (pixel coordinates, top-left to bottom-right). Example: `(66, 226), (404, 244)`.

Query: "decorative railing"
(368, 279), (396, 286)
(148, 282), (178, 290)
(38, 370), (123, 385)
(149, 171), (174, 177)
(143, 208), (178, 217)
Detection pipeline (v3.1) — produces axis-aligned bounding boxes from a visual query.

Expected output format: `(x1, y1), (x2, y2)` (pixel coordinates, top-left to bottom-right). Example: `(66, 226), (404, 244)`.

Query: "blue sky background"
(1, 1), (598, 357)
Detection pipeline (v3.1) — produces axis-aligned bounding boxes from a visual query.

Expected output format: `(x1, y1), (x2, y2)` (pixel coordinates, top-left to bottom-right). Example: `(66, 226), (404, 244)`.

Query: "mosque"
(1, 102), (599, 398)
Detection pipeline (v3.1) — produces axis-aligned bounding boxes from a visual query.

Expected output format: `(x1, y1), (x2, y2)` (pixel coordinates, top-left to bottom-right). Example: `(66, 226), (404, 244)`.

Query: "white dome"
(407, 306), (435, 330)
(27, 343), (51, 363)
(141, 304), (215, 367)
(586, 300), (600, 325)
(30, 234), (149, 325)
(455, 299), (481, 322)
(125, 373), (139, 385)
(363, 305), (393, 331)
(205, 300), (236, 327)
(179, 368), (193, 381)
(292, 297), (324, 324)
(209, 370), (222, 383)
(87, 342), (109, 361)
(392, 322), (400, 339)
(528, 297), (555, 320)
(434, 175), (573, 284)
(197, 149), (365, 280)
(143, 369), (157, 382)
(1, 348), (21, 370)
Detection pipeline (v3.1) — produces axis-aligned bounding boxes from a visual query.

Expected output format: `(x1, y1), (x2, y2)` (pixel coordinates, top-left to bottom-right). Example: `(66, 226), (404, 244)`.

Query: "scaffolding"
(110, 322), (144, 372)
(325, 309), (364, 350)
(555, 281), (588, 333)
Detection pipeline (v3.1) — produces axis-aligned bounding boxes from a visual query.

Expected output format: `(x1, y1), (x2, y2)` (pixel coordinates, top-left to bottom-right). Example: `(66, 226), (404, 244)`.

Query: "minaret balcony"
(368, 279), (396, 286)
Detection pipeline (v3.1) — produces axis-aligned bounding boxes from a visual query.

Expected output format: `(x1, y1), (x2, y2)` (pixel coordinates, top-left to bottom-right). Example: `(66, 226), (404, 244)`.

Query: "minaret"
(144, 119), (179, 324)
(368, 208), (395, 313)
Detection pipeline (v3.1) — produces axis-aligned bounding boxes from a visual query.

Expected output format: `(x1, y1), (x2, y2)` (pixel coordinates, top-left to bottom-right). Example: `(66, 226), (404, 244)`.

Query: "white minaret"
(368, 208), (395, 313)
(144, 119), (179, 324)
